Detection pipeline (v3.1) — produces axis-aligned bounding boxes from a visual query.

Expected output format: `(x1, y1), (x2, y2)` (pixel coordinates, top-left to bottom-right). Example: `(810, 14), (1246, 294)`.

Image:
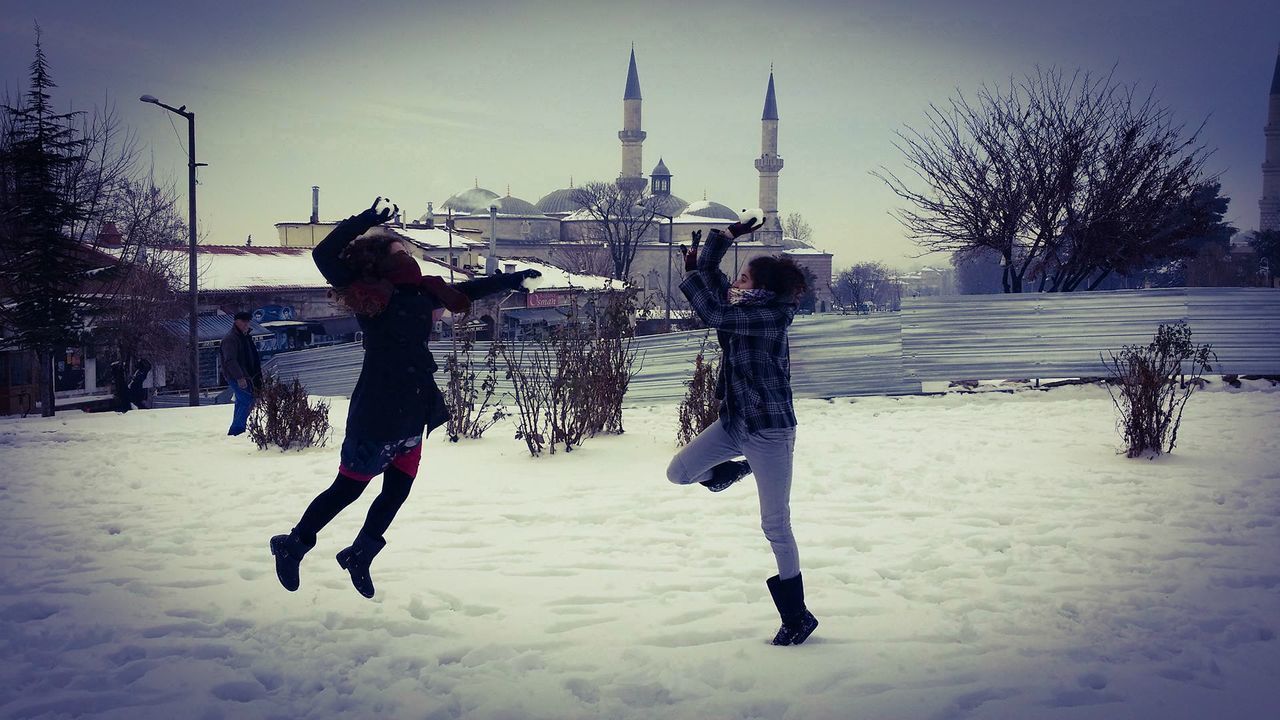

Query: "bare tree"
(549, 230), (614, 278)
(783, 212), (813, 244)
(570, 180), (659, 281)
(831, 263), (891, 313)
(91, 178), (189, 372)
(877, 67), (1214, 293)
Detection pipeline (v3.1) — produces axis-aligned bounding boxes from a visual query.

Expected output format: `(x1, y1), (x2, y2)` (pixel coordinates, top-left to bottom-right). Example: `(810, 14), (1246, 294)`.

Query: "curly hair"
(330, 229), (397, 316)
(747, 255), (808, 304)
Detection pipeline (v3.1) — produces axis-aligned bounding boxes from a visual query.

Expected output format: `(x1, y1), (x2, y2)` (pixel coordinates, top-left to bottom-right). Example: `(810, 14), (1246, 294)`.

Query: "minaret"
(755, 68), (784, 241)
(618, 46), (647, 193)
(1262, 43), (1280, 232)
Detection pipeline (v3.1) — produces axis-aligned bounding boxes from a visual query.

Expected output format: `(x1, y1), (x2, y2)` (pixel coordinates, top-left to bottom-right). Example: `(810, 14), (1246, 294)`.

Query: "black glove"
(499, 268), (542, 293)
(726, 213), (765, 238)
(356, 196), (398, 228)
(680, 231), (702, 272)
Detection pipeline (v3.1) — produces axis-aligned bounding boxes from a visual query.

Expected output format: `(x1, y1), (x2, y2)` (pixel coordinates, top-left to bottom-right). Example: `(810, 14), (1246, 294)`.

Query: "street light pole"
(653, 211), (674, 333)
(140, 95), (202, 406)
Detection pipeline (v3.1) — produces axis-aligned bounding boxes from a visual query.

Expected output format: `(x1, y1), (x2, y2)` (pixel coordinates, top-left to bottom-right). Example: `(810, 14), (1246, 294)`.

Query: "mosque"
(276, 48), (835, 310)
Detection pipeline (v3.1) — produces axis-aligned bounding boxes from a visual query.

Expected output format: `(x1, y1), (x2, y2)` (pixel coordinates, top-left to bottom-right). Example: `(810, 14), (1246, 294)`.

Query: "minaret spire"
(1262, 43), (1280, 232)
(618, 47), (647, 192)
(755, 68), (784, 240)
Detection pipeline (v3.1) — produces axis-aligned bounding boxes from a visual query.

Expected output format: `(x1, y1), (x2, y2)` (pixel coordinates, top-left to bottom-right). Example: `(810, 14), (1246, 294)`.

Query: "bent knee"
(666, 457), (688, 485)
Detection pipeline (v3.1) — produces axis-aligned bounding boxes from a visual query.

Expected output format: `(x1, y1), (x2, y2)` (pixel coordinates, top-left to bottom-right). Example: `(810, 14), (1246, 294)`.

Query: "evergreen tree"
(0, 28), (95, 416)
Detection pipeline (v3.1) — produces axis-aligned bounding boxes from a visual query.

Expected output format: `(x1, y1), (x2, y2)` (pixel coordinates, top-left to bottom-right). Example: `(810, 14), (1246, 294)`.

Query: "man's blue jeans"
(228, 382), (255, 436)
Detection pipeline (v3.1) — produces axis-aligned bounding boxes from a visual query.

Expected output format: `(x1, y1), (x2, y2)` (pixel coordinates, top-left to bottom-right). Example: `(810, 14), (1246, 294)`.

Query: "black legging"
(294, 467), (415, 546)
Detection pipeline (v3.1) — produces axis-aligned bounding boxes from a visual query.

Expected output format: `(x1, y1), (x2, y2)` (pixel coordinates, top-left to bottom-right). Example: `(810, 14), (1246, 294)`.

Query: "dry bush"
(500, 290), (640, 457)
(247, 375), (332, 452)
(443, 325), (508, 442)
(1101, 321), (1214, 458)
(677, 332), (721, 446)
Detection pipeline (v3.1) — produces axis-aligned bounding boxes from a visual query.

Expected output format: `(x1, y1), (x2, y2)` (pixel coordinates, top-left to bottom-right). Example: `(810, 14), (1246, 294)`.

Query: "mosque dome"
(441, 186), (500, 215)
(489, 194), (542, 216)
(683, 199), (740, 221)
(535, 187), (587, 215)
(641, 193), (689, 217)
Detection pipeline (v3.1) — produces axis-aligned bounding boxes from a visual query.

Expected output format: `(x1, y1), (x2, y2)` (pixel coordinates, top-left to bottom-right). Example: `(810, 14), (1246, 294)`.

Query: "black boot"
(335, 533), (386, 599)
(269, 529), (314, 592)
(701, 460), (751, 493)
(766, 573), (819, 646)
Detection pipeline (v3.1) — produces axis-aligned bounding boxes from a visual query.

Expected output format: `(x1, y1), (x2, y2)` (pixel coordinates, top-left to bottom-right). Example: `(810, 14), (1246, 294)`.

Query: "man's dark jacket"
(221, 325), (262, 389)
(313, 213), (511, 442)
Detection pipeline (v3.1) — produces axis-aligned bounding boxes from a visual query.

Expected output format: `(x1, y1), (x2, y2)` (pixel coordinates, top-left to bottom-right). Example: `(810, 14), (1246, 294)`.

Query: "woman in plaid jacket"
(667, 215), (819, 646)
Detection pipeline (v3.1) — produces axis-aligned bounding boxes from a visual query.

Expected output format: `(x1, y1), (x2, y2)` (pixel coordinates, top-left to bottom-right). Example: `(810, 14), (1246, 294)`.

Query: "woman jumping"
(269, 198), (538, 598)
(666, 214), (818, 646)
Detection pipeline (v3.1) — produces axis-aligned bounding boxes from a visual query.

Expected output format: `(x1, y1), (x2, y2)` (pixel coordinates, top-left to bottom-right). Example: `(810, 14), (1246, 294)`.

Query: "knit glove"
(355, 196), (398, 228)
(497, 268), (542, 293)
(726, 213), (765, 239)
(680, 231), (702, 272)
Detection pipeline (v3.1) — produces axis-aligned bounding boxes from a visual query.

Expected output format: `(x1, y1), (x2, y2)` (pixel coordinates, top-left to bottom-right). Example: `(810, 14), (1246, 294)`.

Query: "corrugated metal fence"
(265, 287), (1280, 404)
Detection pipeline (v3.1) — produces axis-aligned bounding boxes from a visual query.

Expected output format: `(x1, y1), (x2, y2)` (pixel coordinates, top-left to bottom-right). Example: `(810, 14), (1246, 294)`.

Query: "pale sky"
(2, 0), (1278, 270)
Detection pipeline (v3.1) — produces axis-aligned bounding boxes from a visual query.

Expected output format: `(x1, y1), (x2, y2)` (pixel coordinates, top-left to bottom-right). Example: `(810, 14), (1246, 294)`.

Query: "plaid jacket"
(679, 229), (798, 433)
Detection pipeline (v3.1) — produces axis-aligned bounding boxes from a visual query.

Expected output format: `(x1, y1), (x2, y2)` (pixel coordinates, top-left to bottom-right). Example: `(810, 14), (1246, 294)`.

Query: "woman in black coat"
(269, 198), (538, 598)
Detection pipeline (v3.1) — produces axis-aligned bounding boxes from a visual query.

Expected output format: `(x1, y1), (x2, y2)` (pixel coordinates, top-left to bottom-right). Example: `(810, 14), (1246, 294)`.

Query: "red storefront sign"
(526, 291), (570, 309)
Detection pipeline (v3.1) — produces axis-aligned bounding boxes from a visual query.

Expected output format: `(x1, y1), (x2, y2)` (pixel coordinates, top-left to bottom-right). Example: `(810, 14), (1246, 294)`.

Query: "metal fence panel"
(901, 288), (1280, 381)
(265, 288), (1280, 404)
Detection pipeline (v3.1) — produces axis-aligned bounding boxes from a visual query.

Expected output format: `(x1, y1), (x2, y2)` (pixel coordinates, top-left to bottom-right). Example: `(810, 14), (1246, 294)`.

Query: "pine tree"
(0, 27), (95, 416)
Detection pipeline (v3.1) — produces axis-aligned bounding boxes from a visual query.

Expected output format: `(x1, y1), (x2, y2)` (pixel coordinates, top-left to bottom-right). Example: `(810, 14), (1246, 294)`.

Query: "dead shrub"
(676, 332), (721, 446)
(443, 324), (508, 442)
(247, 375), (332, 451)
(1101, 321), (1215, 458)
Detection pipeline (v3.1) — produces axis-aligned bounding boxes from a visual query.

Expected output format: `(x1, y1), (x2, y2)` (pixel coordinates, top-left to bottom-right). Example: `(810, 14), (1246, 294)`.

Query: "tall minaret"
(1262, 43), (1280, 232)
(755, 68), (784, 241)
(618, 46), (647, 193)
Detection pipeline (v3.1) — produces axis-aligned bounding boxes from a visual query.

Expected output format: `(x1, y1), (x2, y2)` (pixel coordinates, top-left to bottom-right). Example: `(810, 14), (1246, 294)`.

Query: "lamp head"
(139, 94), (159, 104)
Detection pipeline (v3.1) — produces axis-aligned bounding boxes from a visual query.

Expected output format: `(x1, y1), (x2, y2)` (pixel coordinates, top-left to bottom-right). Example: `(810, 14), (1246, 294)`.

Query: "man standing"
(221, 311), (262, 436)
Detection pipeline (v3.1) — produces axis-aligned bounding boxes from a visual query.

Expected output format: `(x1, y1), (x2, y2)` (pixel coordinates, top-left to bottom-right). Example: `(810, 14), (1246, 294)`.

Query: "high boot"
(766, 573), (819, 646)
(701, 459), (752, 493)
(335, 532), (387, 599)
(269, 529), (315, 592)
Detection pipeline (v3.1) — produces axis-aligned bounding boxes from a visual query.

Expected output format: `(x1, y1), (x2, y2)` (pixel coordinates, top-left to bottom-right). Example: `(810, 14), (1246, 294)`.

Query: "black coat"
(313, 214), (511, 442)
(221, 326), (262, 387)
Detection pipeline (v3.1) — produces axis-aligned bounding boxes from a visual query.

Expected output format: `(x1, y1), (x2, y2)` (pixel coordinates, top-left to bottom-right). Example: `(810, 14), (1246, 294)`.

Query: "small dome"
(535, 188), (587, 214)
(641, 193), (689, 217)
(442, 186), (500, 214)
(490, 194), (542, 216)
(683, 199), (739, 221)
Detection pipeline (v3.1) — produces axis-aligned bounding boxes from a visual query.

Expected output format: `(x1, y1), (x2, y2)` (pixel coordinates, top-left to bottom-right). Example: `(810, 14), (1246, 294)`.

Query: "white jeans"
(667, 419), (800, 579)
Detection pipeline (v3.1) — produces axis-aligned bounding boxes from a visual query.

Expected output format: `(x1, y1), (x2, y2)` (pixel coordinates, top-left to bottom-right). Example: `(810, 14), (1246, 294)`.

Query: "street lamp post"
(140, 94), (202, 406)
(653, 211), (675, 333)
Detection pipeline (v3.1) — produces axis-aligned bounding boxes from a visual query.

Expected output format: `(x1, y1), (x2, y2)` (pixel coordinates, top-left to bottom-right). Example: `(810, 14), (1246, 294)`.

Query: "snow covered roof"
(783, 247), (831, 256)
(387, 226), (486, 250)
(478, 256), (622, 292)
(177, 246), (463, 293)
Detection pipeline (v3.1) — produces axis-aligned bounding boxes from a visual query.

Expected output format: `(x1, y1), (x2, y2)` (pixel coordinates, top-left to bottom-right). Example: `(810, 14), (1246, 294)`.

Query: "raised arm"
(453, 269), (542, 300)
(312, 198), (396, 287)
(680, 270), (790, 339)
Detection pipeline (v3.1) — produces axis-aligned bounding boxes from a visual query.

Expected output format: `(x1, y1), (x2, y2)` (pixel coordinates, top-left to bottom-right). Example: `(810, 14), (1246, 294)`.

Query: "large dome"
(535, 188), (587, 215)
(489, 194), (542, 216)
(640, 193), (689, 217)
(442, 186), (500, 215)
(683, 199), (739, 221)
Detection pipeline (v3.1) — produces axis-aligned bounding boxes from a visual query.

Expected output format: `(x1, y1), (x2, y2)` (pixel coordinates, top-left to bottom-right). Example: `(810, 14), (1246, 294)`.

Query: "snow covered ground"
(2, 382), (1278, 719)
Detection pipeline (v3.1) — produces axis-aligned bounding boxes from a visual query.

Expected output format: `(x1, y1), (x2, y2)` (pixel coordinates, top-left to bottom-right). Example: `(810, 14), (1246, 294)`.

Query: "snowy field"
(2, 382), (1279, 720)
